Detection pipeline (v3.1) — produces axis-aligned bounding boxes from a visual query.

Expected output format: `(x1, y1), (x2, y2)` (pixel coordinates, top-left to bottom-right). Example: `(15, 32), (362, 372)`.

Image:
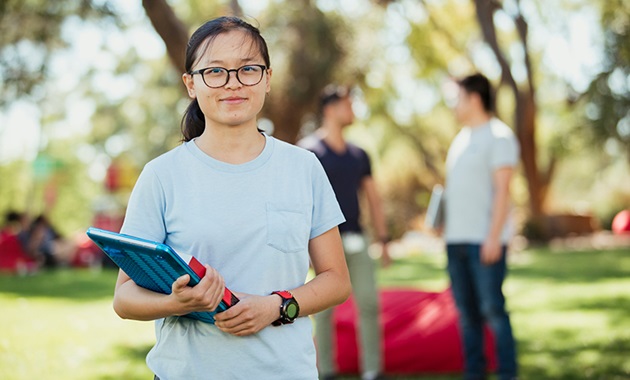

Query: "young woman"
(113, 16), (351, 379)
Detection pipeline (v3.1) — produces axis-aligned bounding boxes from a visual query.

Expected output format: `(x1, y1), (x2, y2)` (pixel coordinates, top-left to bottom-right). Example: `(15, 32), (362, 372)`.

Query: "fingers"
(480, 246), (500, 265)
(171, 266), (226, 313)
(214, 306), (261, 336)
(198, 265), (221, 287)
(172, 274), (191, 292)
(202, 266), (225, 308)
(195, 265), (225, 311)
(480, 249), (491, 265)
(214, 296), (277, 337)
(210, 283), (225, 311)
(213, 302), (239, 323)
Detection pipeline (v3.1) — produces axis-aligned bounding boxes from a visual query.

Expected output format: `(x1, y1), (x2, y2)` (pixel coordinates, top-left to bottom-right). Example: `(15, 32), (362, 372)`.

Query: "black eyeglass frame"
(188, 64), (268, 88)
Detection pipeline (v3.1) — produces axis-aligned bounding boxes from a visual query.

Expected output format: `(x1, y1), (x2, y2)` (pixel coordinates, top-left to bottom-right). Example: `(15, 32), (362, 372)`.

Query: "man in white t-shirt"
(444, 74), (519, 380)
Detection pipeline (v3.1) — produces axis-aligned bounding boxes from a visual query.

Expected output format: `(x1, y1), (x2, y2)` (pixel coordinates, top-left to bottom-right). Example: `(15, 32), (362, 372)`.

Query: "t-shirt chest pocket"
(266, 202), (310, 253)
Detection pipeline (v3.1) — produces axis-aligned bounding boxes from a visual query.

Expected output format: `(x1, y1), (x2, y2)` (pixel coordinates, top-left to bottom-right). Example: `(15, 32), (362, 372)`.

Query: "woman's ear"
(265, 68), (272, 94)
(182, 73), (197, 99)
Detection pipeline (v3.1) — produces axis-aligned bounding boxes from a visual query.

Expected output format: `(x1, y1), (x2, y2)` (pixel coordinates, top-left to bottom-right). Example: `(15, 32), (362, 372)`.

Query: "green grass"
(0, 269), (154, 380)
(1, 247), (629, 379)
(376, 247), (630, 380)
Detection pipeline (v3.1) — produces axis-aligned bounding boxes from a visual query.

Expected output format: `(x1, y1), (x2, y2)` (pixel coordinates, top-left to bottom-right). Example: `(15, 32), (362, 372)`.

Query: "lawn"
(1, 246), (629, 379)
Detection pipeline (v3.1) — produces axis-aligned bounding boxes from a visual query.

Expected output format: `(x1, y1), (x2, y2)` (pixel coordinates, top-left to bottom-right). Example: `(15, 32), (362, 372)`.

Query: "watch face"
(286, 300), (299, 319)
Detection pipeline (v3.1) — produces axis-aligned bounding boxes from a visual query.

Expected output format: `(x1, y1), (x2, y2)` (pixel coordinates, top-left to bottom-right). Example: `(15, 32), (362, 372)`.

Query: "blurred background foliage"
(0, 0), (628, 240)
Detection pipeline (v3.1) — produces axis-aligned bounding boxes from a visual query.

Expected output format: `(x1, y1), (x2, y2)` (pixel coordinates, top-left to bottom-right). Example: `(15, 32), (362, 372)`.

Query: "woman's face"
(183, 30), (272, 130)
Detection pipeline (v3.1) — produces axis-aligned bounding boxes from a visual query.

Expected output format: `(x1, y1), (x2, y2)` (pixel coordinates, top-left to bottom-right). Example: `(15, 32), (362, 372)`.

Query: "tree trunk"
(472, 0), (546, 218)
(229, 0), (243, 16)
(515, 90), (543, 217)
(263, 98), (307, 143)
(141, 0), (188, 74)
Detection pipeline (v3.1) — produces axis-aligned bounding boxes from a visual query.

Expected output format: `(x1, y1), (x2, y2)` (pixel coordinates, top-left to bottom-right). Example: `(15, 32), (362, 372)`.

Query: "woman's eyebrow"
(206, 57), (259, 66)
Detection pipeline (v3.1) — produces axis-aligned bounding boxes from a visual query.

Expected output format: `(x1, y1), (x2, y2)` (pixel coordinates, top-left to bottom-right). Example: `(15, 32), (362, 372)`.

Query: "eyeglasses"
(189, 64), (267, 88)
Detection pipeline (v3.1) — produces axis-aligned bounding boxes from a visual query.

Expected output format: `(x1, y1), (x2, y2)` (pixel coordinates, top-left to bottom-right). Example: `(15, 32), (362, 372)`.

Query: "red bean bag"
(612, 210), (630, 235)
(334, 288), (497, 375)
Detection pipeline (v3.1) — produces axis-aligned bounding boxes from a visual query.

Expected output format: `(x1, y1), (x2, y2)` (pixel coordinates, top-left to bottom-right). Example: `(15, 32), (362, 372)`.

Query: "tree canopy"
(1, 0), (628, 238)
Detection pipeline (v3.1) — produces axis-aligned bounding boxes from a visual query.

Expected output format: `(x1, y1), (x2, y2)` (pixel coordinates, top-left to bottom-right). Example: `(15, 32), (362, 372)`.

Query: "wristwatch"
(271, 290), (300, 326)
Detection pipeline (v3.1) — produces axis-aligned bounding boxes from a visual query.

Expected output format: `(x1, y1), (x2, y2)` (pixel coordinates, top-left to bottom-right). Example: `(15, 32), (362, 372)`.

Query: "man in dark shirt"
(299, 85), (390, 380)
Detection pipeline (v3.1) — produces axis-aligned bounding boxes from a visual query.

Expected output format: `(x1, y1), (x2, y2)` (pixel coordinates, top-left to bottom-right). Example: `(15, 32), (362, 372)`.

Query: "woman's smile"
(220, 96), (247, 105)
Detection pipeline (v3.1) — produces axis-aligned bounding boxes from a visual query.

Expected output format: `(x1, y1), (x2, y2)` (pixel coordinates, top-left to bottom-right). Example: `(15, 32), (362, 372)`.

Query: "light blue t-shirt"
(120, 133), (345, 380)
(444, 118), (520, 244)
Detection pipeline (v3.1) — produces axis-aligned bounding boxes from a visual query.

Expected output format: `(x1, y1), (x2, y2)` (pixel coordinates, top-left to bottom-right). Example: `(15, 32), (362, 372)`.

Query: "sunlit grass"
(375, 247), (630, 380)
(1, 246), (629, 379)
(0, 269), (154, 380)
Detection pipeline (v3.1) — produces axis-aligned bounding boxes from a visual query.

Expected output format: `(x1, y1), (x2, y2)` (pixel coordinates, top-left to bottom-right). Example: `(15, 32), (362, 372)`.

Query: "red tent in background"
(333, 288), (497, 375)
(0, 230), (37, 274)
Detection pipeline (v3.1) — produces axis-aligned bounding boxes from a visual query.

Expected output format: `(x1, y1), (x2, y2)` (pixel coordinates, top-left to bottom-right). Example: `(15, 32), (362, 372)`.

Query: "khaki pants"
(314, 232), (382, 376)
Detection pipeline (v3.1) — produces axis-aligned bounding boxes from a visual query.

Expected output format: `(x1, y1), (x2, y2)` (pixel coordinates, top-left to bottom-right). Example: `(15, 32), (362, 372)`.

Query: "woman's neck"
(195, 123), (265, 164)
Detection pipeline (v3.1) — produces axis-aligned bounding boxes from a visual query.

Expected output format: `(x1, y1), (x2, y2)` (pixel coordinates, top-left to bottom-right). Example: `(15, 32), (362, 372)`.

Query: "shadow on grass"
(382, 248), (630, 287)
(114, 343), (153, 361)
(379, 256), (448, 288)
(518, 333), (630, 380)
(509, 248), (630, 283)
(554, 295), (630, 325)
(96, 344), (153, 380)
(0, 267), (119, 301)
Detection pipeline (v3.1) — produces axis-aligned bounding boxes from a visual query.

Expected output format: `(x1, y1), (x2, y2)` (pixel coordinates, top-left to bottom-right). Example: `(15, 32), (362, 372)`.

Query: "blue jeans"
(447, 244), (517, 380)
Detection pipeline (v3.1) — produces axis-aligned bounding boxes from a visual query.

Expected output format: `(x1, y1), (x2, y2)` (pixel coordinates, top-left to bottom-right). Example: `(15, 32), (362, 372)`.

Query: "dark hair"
(457, 73), (495, 113)
(181, 17), (271, 141)
(319, 84), (351, 114)
(30, 214), (59, 238)
(5, 211), (23, 224)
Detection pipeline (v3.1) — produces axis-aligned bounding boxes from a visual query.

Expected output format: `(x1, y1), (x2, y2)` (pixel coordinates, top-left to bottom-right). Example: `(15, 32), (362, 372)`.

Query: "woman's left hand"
(213, 294), (281, 336)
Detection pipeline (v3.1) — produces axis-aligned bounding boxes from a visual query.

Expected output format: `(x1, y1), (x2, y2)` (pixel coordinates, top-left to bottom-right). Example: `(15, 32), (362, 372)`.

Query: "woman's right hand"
(169, 265), (225, 315)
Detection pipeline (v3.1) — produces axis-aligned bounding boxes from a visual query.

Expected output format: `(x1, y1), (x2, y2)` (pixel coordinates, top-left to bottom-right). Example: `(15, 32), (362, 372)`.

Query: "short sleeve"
(120, 164), (167, 243)
(308, 155), (346, 239)
(359, 148), (372, 178)
(491, 134), (519, 170)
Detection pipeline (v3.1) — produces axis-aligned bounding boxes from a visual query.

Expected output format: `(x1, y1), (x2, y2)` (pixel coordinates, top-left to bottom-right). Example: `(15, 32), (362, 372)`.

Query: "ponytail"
(181, 98), (205, 142)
